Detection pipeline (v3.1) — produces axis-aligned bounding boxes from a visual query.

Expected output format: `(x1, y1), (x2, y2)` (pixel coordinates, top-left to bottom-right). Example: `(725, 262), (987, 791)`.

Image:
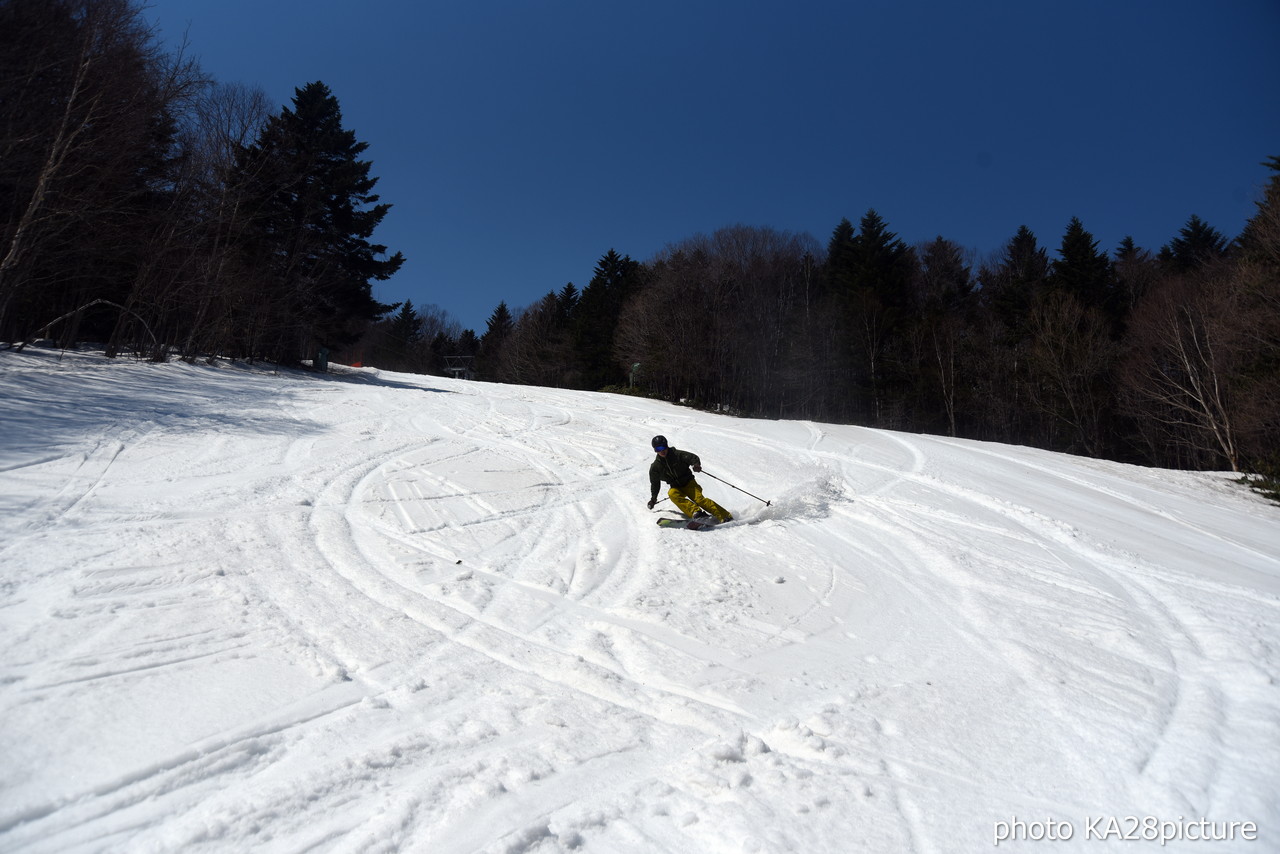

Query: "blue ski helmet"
(651, 435), (668, 451)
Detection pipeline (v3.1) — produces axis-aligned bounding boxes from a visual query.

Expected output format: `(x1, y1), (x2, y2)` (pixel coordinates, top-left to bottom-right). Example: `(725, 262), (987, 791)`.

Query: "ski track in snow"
(1, 350), (1278, 853)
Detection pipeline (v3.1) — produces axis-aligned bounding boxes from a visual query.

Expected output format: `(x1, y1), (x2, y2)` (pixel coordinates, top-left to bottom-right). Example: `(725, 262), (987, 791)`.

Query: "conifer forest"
(3, 0), (1278, 483)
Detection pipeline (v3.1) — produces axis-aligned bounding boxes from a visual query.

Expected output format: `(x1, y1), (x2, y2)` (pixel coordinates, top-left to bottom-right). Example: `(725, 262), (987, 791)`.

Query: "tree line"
(1, 0), (400, 363)
(3, 0), (1277, 484)
(460, 177), (1279, 479)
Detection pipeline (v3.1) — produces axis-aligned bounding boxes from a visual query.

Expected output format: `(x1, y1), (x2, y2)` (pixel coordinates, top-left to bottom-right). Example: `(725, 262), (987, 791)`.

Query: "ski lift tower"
(444, 354), (475, 380)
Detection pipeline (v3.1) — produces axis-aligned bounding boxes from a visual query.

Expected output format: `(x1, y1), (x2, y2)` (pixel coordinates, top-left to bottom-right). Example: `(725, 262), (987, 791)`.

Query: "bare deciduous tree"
(0, 0), (198, 343)
(503, 295), (575, 386)
(614, 226), (817, 412)
(1119, 274), (1245, 470)
(172, 82), (271, 360)
(1025, 291), (1116, 456)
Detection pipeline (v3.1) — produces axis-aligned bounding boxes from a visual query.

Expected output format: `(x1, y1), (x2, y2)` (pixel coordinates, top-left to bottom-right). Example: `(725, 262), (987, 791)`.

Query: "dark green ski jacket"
(649, 448), (701, 500)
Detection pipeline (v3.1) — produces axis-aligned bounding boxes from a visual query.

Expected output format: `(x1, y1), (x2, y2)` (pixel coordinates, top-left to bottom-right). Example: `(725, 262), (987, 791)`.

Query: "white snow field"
(1, 348), (1277, 854)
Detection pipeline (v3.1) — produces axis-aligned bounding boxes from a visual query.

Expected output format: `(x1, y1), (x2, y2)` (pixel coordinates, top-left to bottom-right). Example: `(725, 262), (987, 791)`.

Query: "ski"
(657, 517), (717, 531)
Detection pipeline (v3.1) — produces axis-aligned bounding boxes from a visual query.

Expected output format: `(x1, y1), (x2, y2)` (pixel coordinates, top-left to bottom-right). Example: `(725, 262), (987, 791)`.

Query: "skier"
(646, 435), (733, 523)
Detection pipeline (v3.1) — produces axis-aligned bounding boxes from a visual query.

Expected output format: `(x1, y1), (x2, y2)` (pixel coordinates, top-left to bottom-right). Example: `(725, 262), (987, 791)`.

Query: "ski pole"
(700, 471), (771, 506)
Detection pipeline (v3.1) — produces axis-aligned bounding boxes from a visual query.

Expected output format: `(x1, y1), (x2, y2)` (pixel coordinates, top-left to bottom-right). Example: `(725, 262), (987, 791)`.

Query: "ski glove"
(693, 465), (701, 472)
(647, 498), (656, 510)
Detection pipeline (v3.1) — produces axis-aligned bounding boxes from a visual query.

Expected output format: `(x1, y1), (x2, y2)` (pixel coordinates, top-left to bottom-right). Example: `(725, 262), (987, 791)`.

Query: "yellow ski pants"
(668, 479), (732, 522)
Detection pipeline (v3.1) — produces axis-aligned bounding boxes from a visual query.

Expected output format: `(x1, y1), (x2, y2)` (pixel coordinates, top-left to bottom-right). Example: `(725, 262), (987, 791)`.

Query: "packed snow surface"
(2, 349), (1278, 853)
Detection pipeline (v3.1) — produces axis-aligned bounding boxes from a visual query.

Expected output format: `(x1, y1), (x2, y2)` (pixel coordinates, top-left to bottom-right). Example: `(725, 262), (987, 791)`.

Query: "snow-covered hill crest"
(2, 350), (1277, 853)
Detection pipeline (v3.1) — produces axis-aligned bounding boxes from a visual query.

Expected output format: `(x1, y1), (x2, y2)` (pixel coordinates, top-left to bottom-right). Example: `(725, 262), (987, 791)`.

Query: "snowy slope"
(1, 349), (1277, 853)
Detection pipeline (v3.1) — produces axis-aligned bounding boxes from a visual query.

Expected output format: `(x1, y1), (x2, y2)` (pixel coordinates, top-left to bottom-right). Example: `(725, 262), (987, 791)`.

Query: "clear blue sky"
(146, 0), (1280, 334)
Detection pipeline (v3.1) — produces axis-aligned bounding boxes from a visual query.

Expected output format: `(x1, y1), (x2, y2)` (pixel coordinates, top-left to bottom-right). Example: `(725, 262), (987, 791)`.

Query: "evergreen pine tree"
(556, 283), (579, 321)
(912, 237), (975, 436)
(1112, 236), (1157, 327)
(388, 300), (421, 343)
(1158, 214), (1229, 272)
(456, 328), (481, 360)
(1229, 154), (1280, 477)
(233, 81), (403, 361)
(915, 236), (973, 315)
(824, 217), (858, 296)
(384, 299), (421, 367)
(826, 210), (916, 425)
(979, 225), (1049, 336)
(1238, 156), (1280, 265)
(477, 301), (514, 380)
(1050, 217), (1115, 320)
(573, 249), (642, 389)
(849, 210), (914, 311)
(429, 330), (453, 375)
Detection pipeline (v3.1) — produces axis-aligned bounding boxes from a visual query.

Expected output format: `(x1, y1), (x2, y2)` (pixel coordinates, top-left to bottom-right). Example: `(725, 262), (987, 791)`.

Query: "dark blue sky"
(147, 0), (1280, 334)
